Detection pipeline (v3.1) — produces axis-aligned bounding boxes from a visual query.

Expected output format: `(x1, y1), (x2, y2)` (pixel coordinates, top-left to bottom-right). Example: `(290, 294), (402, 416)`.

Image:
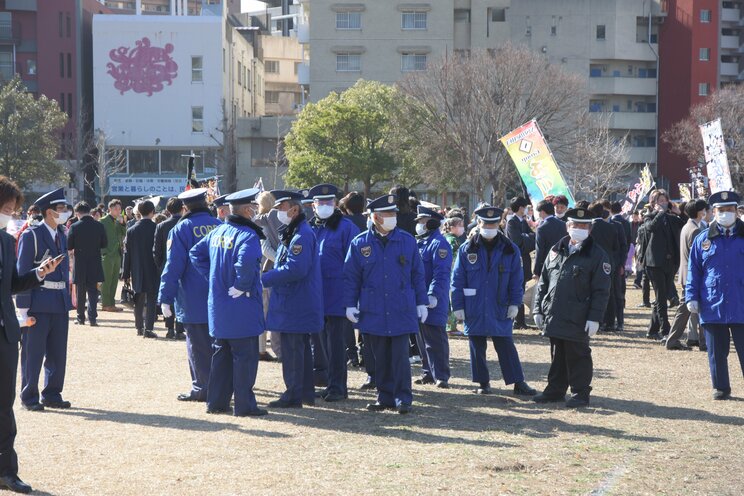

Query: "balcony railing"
(0, 21), (21, 43)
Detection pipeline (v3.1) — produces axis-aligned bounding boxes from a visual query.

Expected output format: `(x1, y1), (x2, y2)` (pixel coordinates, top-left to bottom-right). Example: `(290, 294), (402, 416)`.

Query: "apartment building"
(260, 33), (305, 115)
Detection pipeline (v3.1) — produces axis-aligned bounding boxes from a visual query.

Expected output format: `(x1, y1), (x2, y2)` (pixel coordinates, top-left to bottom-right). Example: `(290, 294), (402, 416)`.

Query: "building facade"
(259, 33), (304, 115)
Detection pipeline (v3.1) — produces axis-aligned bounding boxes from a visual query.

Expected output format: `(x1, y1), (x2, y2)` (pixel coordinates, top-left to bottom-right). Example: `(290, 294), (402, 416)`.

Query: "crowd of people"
(0, 173), (742, 494)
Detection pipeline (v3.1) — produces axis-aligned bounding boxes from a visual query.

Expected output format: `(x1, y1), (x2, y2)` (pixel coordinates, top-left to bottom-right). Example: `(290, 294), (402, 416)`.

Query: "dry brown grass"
(14, 286), (744, 495)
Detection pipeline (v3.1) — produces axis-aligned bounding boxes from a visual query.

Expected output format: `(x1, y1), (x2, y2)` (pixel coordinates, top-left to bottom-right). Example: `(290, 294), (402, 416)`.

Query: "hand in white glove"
(16, 309), (35, 328)
(161, 303), (173, 319)
(427, 295), (438, 309)
(228, 286), (247, 299)
(417, 305), (428, 323)
(533, 314), (544, 328)
(453, 309), (465, 321)
(687, 300), (699, 314)
(506, 305), (519, 320)
(585, 320), (600, 337)
(346, 307), (359, 324)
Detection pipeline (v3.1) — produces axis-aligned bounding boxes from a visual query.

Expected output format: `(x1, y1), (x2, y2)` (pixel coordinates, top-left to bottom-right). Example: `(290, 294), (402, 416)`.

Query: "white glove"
(533, 314), (544, 328)
(506, 305), (519, 320)
(427, 295), (438, 309)
(17, 309), (33, 327)
(453, 309), (465, 321)
(417, 305), (428, 323)
(687, 300), (699, 314)
(228, 286), (247, 299)
(161, 303), (173, 319)
(346, 307), (359, 324)
(585, 320), (600, 337)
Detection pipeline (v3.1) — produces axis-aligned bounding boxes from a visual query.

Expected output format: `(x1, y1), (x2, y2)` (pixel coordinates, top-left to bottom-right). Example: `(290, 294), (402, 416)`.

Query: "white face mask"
(315, 205), (334, 220)
(0, 213), (11, 230)
(415, 223), (427, 236)
(277, 210), (292, 226)
(568, 227), (589, 243)
(452, 226), (465, 237)
(376, 215), (397, 232)
(716, 211), (736, 228)
(55, 211), (71, 225)
(480, 228), (498, 239)
(556, 212), (565, 219)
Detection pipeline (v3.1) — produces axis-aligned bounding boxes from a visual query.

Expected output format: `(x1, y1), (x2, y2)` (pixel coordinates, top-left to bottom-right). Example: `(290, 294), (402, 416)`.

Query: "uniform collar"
(227, 214), (266, 240)
(43, 220), (58, 239)
(708, 219), (743, 239)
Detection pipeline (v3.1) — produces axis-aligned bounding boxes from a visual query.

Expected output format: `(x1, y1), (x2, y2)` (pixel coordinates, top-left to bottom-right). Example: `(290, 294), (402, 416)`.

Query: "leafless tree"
(90, 129), (127, 204)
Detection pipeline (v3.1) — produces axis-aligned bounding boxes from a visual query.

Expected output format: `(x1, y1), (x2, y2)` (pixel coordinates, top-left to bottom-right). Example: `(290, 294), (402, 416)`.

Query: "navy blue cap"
(708, 190), (740, 207)
(34, 188), (67, 210)
(212, 193), (229, 207)
(367, 194), (398, 212)
(415, 205), (444, 221)
(178, 187), (208, 204)
(565, 207), (594, 223)
(474, 206), (503, 223)
(299, 188), (313, 205)
(225, 188), (260, 205)
(308, 183), (339, 200)
(270, 189), (305, 207)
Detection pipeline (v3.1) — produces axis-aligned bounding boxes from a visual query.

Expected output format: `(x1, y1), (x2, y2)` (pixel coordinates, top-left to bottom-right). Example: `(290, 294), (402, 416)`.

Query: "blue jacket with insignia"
(16, 223), (72, 314)
(158, 209), (221, 324)
(417, 230), (453, 327)
(686, 219), (744, 325)
(190, 215), (265, 339)
(262, 214), (324, 333)
(344, 227), (428, 336)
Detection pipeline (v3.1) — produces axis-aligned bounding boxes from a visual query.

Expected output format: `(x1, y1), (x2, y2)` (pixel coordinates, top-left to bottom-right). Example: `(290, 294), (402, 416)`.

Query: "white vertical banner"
(699, 118), (733, 193)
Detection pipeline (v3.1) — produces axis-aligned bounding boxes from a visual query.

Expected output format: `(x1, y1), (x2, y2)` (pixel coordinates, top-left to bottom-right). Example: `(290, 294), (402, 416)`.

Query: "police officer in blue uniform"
(212, 194), (229, 222)
(413, 205), (452, 388)
(686, 190), (744, 400)
(451, 207), (537, 397)
(308, 184), (360, 402)
(344, 194), (428, 414)
(190, 188), (268, 417)
(262, 190), (324, 408)
(16, 188), (74, 411)
(158, 188), (222, 402)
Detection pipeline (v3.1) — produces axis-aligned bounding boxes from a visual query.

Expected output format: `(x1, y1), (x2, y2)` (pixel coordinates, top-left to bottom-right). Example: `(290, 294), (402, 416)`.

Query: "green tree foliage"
(0, 77), (68, 189)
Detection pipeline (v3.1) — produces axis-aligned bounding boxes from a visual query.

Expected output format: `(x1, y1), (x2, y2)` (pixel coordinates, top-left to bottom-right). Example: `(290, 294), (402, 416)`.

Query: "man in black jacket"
(586, 203), (620, 330)
(153, 197), (184, 340)
(643, 189), (686, 339)
(0, 176), (62, 495)
(533, 199), (567, 279)
(506, 197), (535, 328)
(122, 200), (159, 338)
(601, 201), (628, 332)
(67, 202), (107, 326)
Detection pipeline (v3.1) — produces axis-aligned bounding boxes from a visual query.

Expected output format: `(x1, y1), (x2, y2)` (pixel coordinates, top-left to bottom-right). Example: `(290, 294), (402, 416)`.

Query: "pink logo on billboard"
(106, 37), (178, 96)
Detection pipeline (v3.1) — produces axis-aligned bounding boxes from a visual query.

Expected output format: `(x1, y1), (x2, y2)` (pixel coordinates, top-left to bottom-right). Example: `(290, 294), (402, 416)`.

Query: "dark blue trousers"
(311, 332), (328, 385)
(468, 335), (525, 386)
(75, 282), (98, 322)
(20, 313), (69, 405)
(207, 336), (260, 415)
(360, 333), (376, 382)
(322, 316), (349, 397)
(416, 323), (451, 382)
(703, 324), (744, 393)
(280, 333), (315, 404)
(183, 323), (213, 401)
(366, 334), (412, 407)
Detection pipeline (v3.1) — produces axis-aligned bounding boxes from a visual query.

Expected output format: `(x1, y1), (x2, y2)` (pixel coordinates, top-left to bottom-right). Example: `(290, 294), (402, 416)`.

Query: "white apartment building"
(720, 0), (743, 86)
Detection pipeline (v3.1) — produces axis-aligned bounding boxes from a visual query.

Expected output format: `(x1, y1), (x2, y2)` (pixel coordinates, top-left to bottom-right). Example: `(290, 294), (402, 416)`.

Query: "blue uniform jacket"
(158, 209), (221, 324)
(451, 232), (524, 337)
(16, 223), (72, 314)
(310, 210), (360, 317)
(417, 230), (453, 327)
(262, 215), (324, 333)
(344, 227), (428, 336)
(685, 219), (744, 326)
(190, 215), (265, 339)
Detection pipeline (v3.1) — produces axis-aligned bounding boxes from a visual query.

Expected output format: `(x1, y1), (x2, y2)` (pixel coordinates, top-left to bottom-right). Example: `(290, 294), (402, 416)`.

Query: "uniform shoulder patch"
(438, 248), (448, 259)
(702, 239), (711, 251)
(467, 253), (478, 264)
(361, 245), (372, 257)
(291, 244), (303, 255)
(602, 262), (611, 275)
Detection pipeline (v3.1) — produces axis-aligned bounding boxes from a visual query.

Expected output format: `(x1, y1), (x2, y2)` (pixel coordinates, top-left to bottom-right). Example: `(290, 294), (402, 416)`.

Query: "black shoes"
(646, 332), (661, 340)
(533, 393), (564, 404)
(89, 320), (98, 327)
(323, 392), (347, 402)
(165, 329), (176, 340)
(206, 407), (232, 415)
(41, 399), (71, 409)
(177, 393), (203, 402)
(435, 380), (449, 389)
(713, 389), (731, 400)
(565, 395), (590, 408)
(365, 402), (393, 412)
(0, 475), (32, 494)
(143, 330), (157, 339)
(175, 331), (186, 341)
(666, 341), (691, 351)
(360, 378), (376, 390)
(258, 352), (276, 362)
(268, 399), (302, 408)
(474, 383), (492, 395)
(414, 375), (434, 385)
(22, 403), (44, 412)
(513, 381), (537, 396)
(74, 317), (85, 325)
(137, 328), (144, 336)
(397, 404), (412, 414)
(234, 408), (268, 417)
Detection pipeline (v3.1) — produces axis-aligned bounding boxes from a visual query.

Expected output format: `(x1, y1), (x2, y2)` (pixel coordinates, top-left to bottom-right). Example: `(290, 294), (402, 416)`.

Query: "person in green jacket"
(99, 199), (127, 312)
(443, 216), (465, 334)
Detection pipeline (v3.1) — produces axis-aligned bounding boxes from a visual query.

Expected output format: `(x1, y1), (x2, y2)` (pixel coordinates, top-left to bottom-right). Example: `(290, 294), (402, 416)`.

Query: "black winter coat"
(67, 215), (107, 284)
(122, 218), (158, 293)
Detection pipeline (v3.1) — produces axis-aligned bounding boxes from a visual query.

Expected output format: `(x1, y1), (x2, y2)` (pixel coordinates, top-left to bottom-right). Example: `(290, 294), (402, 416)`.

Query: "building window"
(67, 93), (72, 117)
(699, 83), (709, 96)
(26, 59), (36, 75)
(191, 56), (203, 82)
(336, 11), (361, 30)
(336, 53), (361, 72)
(67, 53), (72, 78)
(700, 9), (711, 23)
(59, 53), (64, 78)
(59, 93), (65, 113)
(128, 149), (159, 174)
(192, 107), (204, 133)
(596, 25), (606, 40)
(551, 25), (557, 36)
(402, 11), (427, 30)
(66, 14), (71, 37)
(265, 60), (279, 74)
(294, 62), (300, 75)
(401, 53), (427, 72)
(266, 91), (280, 104)
(491, 8), (506, 22)
(237, 61), (242, 85)
(58, 12), (63, 37)
(222, 48), (225, 73)
(699, 48), (710, 61)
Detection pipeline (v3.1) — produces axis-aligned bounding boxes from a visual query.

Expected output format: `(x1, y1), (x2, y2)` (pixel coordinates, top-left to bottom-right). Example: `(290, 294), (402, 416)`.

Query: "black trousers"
(647, 267), (675, 335)
(0, 333), (19, 477)
(163, 315), (184, 333)
(76, 282), (98, 322)
(543, 337), (593, 398)
(134, 291), (157, 332)
(642, 271), (651, 305)
(603, 268), (626, 328)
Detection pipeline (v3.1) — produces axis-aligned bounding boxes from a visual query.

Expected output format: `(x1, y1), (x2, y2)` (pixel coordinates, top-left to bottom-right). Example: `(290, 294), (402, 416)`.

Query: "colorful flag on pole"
(253, 177), (265, 192)
(699, 118), (733, 193)
(678, 183), (692, 202)
(499, 120), (575, 207)
(620, 164), (656, 215)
